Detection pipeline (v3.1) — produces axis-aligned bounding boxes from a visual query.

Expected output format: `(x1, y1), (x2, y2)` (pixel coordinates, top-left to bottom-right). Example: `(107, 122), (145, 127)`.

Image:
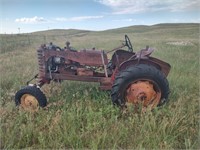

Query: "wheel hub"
(126, 81), (161, 110)
(20, 94), (39, 111)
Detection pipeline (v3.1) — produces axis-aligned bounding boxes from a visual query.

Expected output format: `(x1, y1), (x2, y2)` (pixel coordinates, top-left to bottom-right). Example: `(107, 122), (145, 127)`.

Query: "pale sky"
(1, 0), (199, 34)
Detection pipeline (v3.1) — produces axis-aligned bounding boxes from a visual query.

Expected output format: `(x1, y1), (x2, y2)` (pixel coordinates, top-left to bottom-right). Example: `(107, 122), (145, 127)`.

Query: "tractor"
(15, 35), (171, 112)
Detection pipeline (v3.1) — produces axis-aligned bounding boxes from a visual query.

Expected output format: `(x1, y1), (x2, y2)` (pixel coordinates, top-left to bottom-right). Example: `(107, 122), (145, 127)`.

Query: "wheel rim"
(125, 80), (161, 111)
(20, 94), (39, 111)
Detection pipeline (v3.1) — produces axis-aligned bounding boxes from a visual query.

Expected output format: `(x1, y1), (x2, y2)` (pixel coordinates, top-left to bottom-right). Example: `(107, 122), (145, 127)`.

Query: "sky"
(0, 0), (199, 34)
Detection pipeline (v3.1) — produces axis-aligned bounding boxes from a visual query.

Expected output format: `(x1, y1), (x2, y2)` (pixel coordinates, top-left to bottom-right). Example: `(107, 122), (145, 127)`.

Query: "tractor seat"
(136, 47), (154, 58)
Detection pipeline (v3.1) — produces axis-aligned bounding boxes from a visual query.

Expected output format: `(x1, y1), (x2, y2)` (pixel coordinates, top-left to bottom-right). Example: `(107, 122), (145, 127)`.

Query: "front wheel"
(15, 86), (47, 112)
(111, 64), (170, 111)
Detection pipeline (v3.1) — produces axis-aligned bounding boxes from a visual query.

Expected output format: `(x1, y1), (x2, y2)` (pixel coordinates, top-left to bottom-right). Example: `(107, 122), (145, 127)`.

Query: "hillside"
(29, 23), (199, 35)
(31, 29), (91, 36)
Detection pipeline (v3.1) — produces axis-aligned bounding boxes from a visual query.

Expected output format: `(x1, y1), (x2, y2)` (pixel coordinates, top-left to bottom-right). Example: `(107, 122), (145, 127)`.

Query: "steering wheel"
(125, 35), (133, 52)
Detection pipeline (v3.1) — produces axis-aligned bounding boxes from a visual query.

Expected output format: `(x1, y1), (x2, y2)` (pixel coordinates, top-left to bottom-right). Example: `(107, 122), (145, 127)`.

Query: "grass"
(0, 23), (199, 149)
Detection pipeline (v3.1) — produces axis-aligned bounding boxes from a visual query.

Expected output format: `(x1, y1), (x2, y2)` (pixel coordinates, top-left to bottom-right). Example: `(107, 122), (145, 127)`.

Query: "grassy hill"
(31, 29), (91, 36)
(0, 23), (199, 149)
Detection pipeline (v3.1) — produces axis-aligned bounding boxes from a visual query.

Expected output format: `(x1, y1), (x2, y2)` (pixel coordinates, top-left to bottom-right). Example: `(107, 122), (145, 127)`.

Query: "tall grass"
(0, 23), (199, 149)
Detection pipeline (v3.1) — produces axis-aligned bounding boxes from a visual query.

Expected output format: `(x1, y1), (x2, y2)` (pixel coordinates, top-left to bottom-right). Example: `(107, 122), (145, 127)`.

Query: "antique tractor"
(15, 35), (171, 111)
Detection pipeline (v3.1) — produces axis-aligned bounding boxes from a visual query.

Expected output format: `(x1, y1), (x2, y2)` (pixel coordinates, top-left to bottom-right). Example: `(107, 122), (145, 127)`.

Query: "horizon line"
(1, 22), (199, 35)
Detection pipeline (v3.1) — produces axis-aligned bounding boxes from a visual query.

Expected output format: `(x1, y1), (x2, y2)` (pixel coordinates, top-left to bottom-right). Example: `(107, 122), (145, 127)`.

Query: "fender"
(119, 57), (171, 77)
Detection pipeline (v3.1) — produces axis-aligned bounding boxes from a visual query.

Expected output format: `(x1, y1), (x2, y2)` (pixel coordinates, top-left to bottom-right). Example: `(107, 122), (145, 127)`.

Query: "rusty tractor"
(15, 35), (171, 111)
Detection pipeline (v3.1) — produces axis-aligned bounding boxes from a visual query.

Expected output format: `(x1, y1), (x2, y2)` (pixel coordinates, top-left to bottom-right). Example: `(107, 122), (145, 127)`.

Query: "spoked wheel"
(111, 64), (169, 112)
(15, 86), (47, 112)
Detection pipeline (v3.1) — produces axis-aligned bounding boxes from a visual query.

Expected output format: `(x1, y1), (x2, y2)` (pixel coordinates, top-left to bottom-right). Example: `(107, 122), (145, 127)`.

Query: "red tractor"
(15, 35), (171, 111)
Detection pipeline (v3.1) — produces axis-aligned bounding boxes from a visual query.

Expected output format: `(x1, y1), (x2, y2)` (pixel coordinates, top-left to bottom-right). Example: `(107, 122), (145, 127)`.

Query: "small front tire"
(15, 86), (47, 112)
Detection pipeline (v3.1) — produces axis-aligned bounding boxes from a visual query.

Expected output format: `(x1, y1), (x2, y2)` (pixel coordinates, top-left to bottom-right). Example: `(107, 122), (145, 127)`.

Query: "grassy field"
(0, 23), (199, 149)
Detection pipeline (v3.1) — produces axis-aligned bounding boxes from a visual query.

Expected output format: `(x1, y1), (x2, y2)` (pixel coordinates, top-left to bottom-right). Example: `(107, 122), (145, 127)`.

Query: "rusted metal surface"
(46, 73), (110, 82)
(77, 68), (93, 76)
(119, 57), (171, 77)
(44, 49), (108, 67)
(110, 50), (135, 68)
(126, 81), (161, 110)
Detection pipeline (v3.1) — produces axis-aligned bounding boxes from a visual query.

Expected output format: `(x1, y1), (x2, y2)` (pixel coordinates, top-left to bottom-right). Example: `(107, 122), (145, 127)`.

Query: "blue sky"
(1, 0), (199, 33)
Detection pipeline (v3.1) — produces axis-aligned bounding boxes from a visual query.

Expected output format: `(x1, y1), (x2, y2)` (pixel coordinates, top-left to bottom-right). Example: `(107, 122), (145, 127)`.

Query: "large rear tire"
(15, 86), (47, 112)
(111, 64), (169, 111)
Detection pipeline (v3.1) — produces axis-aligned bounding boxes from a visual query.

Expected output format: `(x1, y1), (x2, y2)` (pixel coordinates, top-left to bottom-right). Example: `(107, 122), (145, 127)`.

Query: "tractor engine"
(47, 56), (65, 72)
(44, 43), (79, 74)
(38, 42), (110, 79)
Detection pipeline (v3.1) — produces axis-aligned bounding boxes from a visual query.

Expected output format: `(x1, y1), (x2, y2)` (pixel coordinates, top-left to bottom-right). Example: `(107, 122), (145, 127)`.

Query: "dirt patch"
(166, 41), (194, 46)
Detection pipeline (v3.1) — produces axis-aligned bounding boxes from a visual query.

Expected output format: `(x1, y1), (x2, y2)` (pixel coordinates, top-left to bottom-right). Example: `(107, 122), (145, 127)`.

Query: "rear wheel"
(15, 86), (47, 112)
(111, 64), (169, 111)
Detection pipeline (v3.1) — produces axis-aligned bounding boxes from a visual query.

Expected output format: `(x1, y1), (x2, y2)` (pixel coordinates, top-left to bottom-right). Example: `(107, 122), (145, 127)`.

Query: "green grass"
(0, 23), (199, 149)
